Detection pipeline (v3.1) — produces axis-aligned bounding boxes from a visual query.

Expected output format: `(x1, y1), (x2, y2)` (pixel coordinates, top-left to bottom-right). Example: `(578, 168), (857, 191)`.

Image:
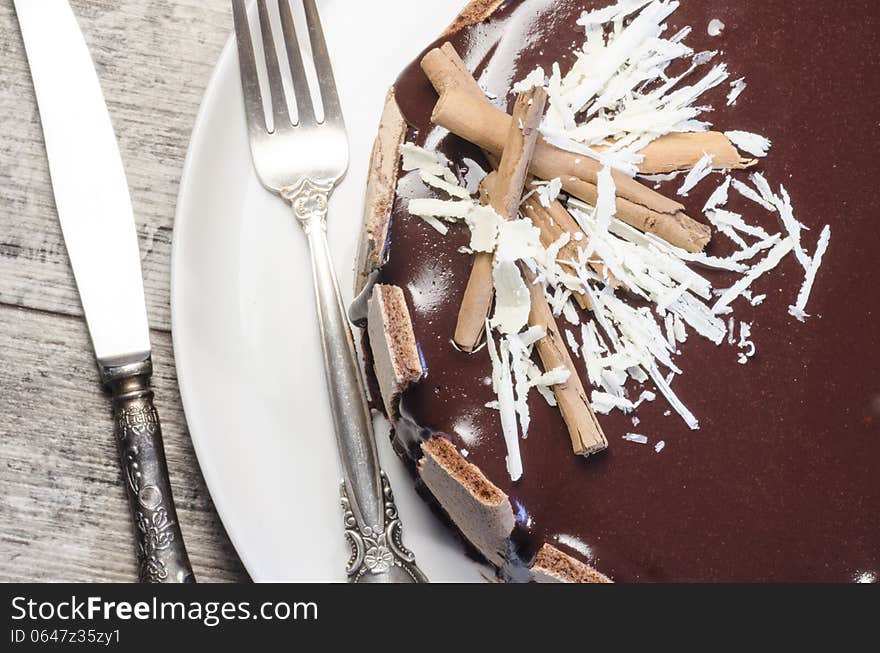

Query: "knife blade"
(14, 0), (194, 583)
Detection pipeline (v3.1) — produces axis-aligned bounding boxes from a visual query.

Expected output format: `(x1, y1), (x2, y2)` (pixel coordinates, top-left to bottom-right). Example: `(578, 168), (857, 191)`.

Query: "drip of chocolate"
(369, 0), (880, 581)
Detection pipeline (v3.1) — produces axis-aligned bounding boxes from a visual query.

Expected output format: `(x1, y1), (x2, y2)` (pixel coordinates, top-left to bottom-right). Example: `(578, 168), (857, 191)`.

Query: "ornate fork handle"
(285, 178), (428, 583)
(102, 359), (195, 583)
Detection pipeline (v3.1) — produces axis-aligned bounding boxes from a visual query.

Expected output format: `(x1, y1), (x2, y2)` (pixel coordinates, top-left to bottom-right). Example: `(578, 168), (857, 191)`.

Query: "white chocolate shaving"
(703, 176), (731, 213)
(623, 433), (649, 444)
(533, 177), (563, 208)
(767, 181), (811, 270)
(707, 19), (725, 37)
(731, 177), (776, 212)
(789, 225), (831, 321)
(512, 66), (546, 93)
(677, 152), (714, 196)
(485, 325), (522, 481)
(712, 238), (795, 314)
(725, 130), (772, 157)
(727, 77), (746, 106)
(407, 198), (502, 252)
(495, 218), (543, 262)
(466, 205), (502, 253)
(491, 260), (531, 335)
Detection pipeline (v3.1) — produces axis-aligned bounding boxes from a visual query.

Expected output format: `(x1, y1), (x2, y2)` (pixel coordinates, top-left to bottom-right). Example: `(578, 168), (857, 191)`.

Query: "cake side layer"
(355, 89), (408, 295)
(366, 284), (423, 420)
(418, 436), (515, 570)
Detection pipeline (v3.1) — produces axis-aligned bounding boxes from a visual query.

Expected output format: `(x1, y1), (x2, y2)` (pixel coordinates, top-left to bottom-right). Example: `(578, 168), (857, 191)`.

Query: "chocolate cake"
(353, 0), (880, 582)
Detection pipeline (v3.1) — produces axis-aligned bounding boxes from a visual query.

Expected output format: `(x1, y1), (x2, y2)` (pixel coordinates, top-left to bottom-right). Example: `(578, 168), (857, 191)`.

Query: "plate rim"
(170, 32), (265, 580)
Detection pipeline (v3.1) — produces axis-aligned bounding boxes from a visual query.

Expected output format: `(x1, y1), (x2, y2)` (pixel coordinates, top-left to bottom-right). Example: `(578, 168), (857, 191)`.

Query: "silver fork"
(231, 0), (428, 583)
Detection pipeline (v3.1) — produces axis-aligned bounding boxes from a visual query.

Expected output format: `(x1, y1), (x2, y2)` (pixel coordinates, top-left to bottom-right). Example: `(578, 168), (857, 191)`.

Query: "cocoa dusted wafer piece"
(355, 88), (408, 295)
(366, 284), (423, 421)
(417, 436), (514, 569)
(418, 437), (610, 582)
(531, 543), (611, 584)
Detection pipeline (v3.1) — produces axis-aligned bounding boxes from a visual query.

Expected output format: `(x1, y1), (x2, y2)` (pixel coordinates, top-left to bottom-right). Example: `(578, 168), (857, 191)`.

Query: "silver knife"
(14, 0), (195, 583)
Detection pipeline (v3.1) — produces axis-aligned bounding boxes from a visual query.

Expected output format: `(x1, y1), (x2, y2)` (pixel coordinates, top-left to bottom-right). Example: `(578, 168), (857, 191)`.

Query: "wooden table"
(0, 0), (248, 582)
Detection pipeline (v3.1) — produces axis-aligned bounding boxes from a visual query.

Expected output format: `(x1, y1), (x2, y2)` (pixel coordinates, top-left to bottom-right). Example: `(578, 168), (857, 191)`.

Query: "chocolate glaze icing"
(371, 0), (880, 581)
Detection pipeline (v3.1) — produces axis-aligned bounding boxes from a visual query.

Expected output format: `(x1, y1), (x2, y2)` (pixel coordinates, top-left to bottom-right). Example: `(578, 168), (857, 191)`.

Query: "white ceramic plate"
(171, 0), (488, 582)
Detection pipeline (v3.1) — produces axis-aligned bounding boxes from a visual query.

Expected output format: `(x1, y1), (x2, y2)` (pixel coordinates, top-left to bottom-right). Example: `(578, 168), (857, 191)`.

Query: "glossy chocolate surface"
(374, 0), (880, 581)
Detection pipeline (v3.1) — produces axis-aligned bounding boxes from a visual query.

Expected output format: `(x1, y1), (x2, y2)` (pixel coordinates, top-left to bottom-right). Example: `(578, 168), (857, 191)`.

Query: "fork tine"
(231, 0), (267, 135)
(277, 0), (316, 125)
(301, 0), (344, 126)
(255, 0), (291, 129)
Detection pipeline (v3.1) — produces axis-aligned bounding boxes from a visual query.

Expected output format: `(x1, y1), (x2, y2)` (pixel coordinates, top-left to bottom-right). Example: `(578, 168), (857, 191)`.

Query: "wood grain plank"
(0, 303), (248, 583)
(0, 0), (255, 582)
(0, 0), (232, 332)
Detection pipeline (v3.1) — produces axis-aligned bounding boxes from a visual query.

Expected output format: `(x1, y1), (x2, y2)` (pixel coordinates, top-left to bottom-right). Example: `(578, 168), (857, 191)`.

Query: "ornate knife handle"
(102, 358), (195, 583)
(289, 178), (428, 583)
